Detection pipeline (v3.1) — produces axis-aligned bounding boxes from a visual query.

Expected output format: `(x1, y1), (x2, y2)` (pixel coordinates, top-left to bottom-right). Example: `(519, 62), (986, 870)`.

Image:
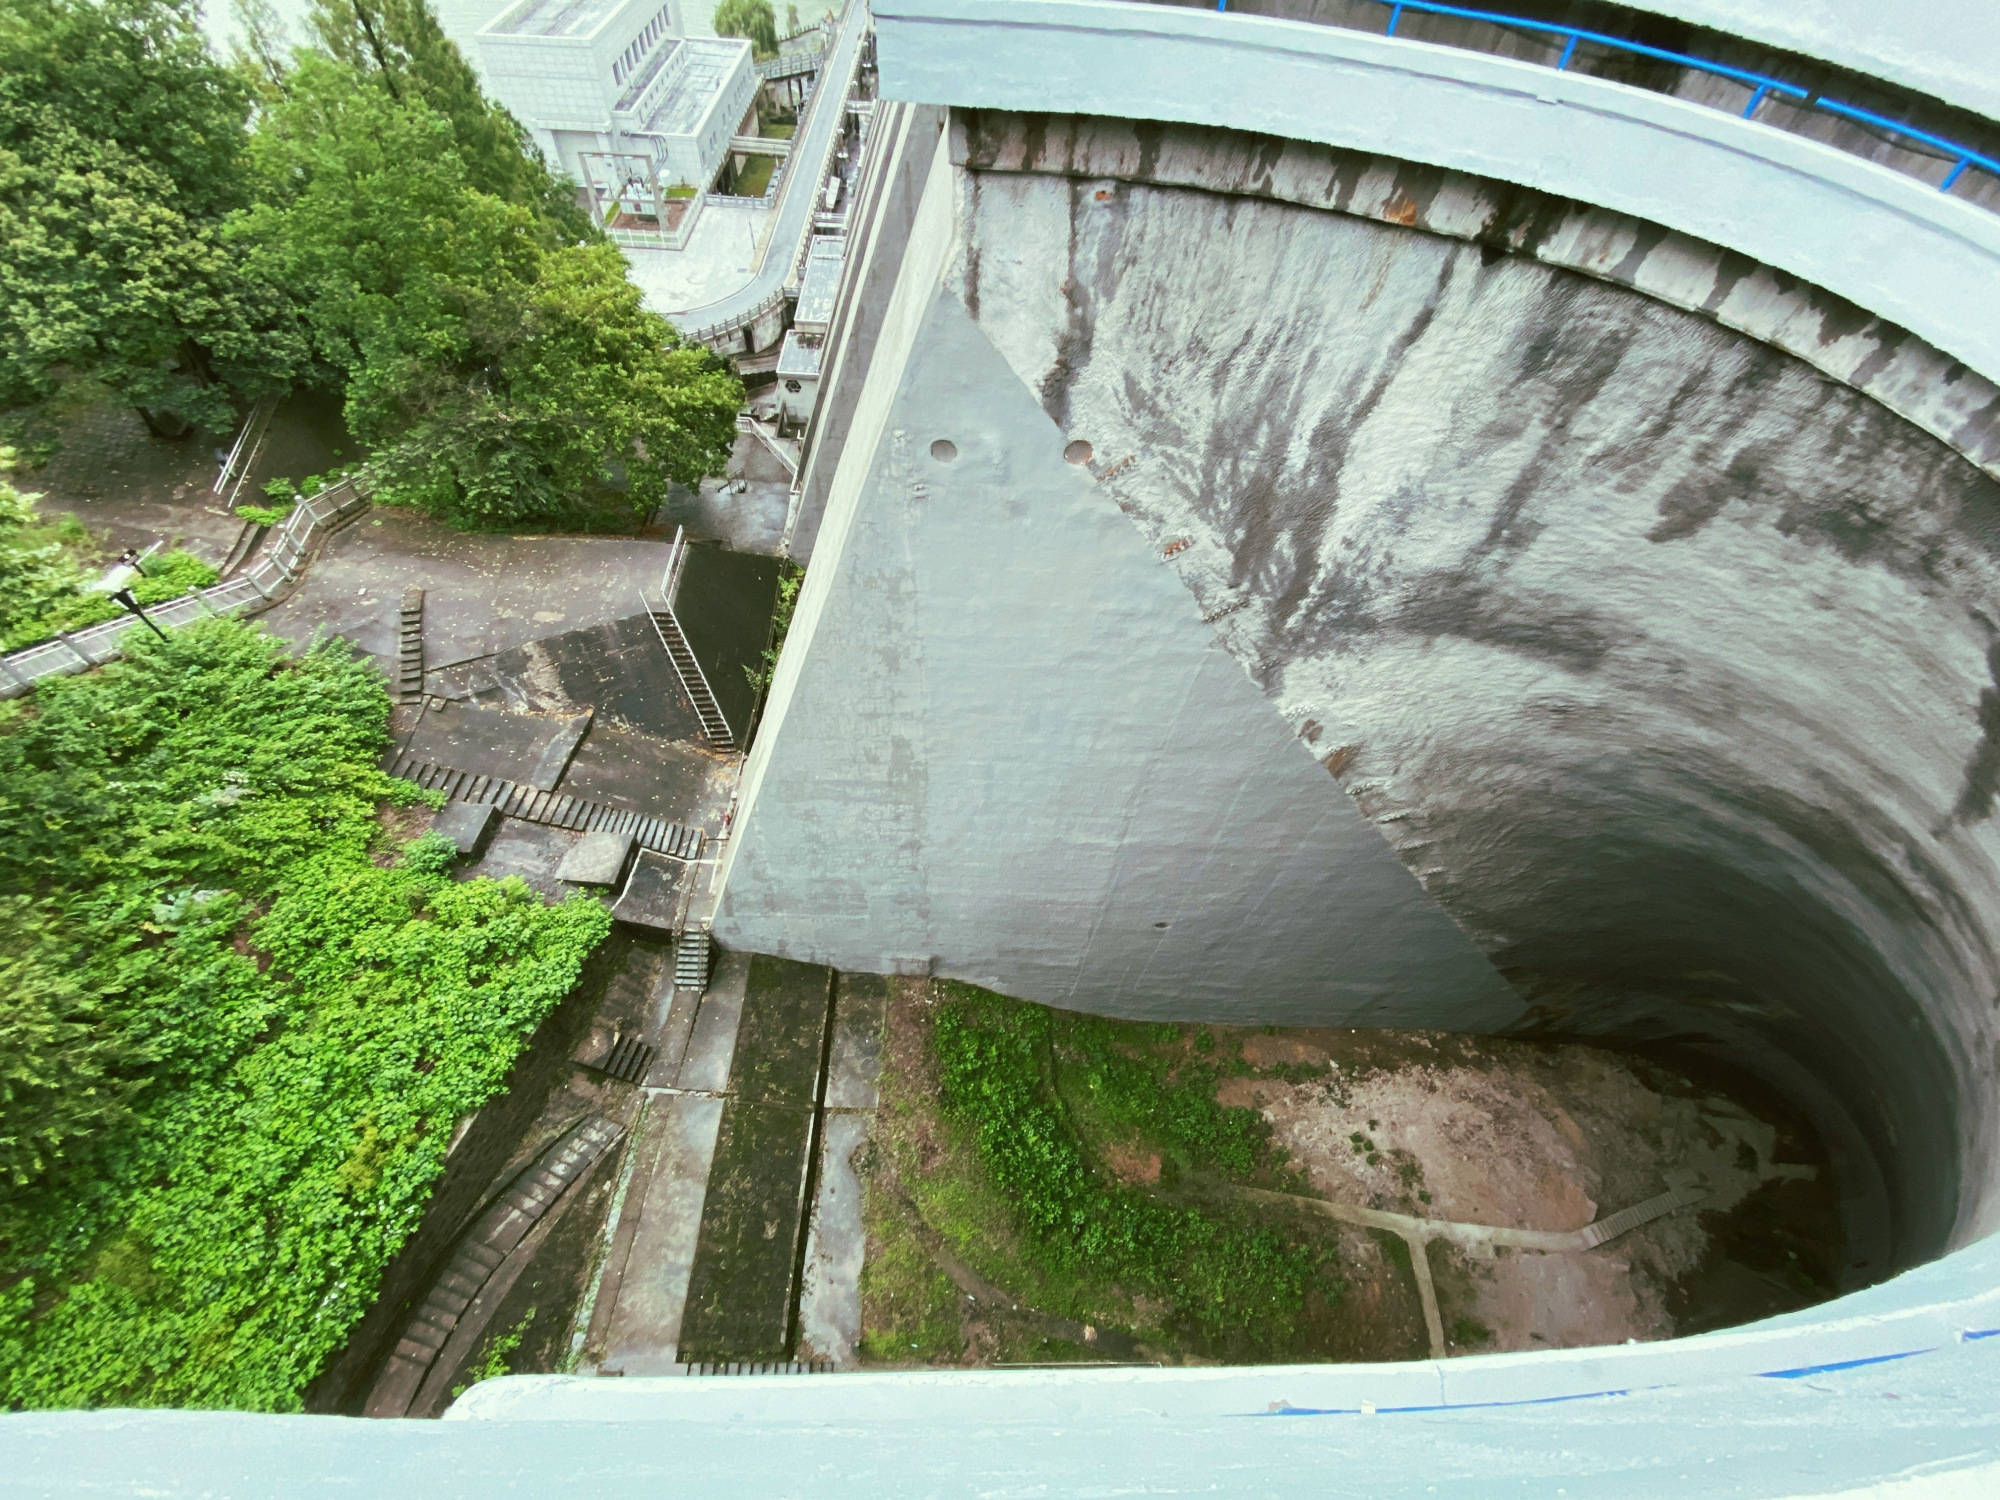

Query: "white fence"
(0, 476), (372, 698)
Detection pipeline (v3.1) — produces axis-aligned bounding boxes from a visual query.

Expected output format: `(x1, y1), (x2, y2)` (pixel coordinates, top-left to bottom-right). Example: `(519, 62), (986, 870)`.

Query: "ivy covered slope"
(0, 618), (610, 1409)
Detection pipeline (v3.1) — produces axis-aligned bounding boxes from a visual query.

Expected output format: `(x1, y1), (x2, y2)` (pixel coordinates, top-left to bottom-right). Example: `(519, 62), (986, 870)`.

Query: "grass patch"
(730, 155), (776, 199)
(864, 982), (1341, 1363)
(856, 1164), (963, 1363)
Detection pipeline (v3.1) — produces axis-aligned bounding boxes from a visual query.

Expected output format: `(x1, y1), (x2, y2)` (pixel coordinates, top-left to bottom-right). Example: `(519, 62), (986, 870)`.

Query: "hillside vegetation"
(0, 619), (609, 1408)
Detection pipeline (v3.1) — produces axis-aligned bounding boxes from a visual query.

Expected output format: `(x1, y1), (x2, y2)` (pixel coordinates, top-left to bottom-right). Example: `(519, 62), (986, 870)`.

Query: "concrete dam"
(717, 16), (2000, 1298)
(42, 3), (2000, 1495)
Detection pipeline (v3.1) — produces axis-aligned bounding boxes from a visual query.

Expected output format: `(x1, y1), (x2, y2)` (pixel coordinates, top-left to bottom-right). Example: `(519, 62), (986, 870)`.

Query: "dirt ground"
(858, 990), (1841, 1367)
(1218, 1027), (1835, 1354)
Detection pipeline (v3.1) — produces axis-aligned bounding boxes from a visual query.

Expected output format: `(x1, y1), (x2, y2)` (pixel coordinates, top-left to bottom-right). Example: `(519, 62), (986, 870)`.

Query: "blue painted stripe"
(1249, 1388), (1632, 1417)
(1758, 1349), (1929, 1379)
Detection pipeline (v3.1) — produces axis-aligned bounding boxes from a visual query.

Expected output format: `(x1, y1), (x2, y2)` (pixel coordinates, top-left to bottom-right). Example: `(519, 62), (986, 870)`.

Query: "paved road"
(667, 0), (870, 331)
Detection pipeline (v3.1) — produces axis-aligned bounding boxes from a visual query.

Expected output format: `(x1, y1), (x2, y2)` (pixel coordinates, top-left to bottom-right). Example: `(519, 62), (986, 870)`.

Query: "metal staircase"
(643, 528), (737, 752)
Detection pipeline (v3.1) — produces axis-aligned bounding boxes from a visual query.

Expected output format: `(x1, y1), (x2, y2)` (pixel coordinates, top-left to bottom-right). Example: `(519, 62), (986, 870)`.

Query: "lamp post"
(109, 586), (168, 641)
(92, 550), (167, 641)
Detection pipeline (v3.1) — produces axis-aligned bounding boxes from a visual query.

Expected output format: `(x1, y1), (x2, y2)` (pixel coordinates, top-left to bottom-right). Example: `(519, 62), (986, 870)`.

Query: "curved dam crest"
(952, 110), (2000, 1273)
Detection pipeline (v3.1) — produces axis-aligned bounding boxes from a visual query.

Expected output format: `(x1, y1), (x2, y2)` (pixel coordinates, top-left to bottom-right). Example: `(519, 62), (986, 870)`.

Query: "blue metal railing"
(1207, 0), (2000, 198)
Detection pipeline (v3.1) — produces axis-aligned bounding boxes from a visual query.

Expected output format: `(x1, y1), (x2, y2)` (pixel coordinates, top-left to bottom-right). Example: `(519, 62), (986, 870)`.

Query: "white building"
(477, 0), (756, 228)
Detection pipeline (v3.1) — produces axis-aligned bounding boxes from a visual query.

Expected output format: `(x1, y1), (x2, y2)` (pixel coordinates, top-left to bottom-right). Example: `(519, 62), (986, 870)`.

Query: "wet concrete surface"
(655, 432), (792, 556)
(584, 952), (754, 1373)
(676, 1099), (818, 1361)
(594, 1093), (727, 1376)
(428, 615), (705, 742)
(397, 700), (591, 789)
(260, 510), (679, 668)
(799, 975), (889, 1363)
(673, 545), (783, 739)
(559, 723), (730, 813)
(676, 958), (834, 1361)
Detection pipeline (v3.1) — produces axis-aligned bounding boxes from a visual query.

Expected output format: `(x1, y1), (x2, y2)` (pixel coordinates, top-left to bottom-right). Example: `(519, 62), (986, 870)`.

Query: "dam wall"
(717, 128), (1521, 1031)
(720, 16), (2000, 1273)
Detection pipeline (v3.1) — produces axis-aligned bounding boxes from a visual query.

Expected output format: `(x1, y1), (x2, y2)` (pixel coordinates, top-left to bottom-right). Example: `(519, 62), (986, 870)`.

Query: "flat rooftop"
(635, 38), (746, 138)
(793, 236), (846, 327)
(776, 329), (824, 380)
(482, 0), (625, 41)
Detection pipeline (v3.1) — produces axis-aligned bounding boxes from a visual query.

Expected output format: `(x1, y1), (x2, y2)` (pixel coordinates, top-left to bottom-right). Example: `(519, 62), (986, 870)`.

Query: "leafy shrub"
(0, 618), (609, 1409)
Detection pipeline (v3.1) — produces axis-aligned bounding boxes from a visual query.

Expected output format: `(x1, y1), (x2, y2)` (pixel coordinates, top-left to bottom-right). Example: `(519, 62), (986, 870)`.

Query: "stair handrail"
(639, 546), (735, 750)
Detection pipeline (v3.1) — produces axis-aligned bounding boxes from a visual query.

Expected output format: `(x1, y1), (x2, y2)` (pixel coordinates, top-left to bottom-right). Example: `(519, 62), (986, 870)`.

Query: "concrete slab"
(675, 1098), (816, 1362)
(557, 723), (730, 817)
(608, 850), (692, 932)
(428, 616), (706, 743)
(824, 973), (888, 1111)
(730, 955), (833, 1107)
(432, 801), (498, 858)
(398, 701), (592, 789)
(671, 951), (748, 1092)
(647, 983), (705, 1088)
(596, 1094), (727, 1375)
(260, 510), (678, 669)
(797, 1111), (870, 1365)
(557, 830), (633, 888)
(460, 821), (576, 901)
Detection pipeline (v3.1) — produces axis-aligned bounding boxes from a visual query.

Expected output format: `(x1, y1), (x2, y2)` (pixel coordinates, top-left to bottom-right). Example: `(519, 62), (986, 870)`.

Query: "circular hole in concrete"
(929, 438), (958, 463)
(1064, 439), (1094, 466)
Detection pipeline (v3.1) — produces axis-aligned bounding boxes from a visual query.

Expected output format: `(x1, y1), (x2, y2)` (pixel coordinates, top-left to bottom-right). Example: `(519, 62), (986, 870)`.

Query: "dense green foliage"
(714, 0), (780, 58)
(4, 0), (741, 526)
(0, 0), (291, 433)
(307, 0), (589, 237)
(0, 619), (609, 1408)
(0, 464), (217, 649)
(931, 985), (1335, 1351)
(235, 46), (739, 526)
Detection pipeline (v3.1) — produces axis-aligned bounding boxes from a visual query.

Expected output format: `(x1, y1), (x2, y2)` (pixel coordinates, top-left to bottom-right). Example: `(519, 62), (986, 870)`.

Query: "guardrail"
(1207, 0), (2000, 198)
(0, 475), (372, 698)
(680, 286), (791, 350)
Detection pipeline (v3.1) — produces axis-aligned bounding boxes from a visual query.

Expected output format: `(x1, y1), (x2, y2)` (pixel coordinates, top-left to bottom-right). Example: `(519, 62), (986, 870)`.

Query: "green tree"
(308, 0), (592, 239)
(0, 0), (290, 434)
(234, 58), (741, 526)
(375, 241), (742, 524)
(0, 897), (132, 1191)
(714, 0), (779, 58)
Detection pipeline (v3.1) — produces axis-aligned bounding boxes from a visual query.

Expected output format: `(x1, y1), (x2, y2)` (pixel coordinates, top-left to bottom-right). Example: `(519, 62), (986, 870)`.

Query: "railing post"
(1386, 2), (1402, 35)
(1557, 35), (1578, 70)
(56, 631), (93, 667)
(1742, 83), (1769, 118)
(1943, 158), (1971, 192)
